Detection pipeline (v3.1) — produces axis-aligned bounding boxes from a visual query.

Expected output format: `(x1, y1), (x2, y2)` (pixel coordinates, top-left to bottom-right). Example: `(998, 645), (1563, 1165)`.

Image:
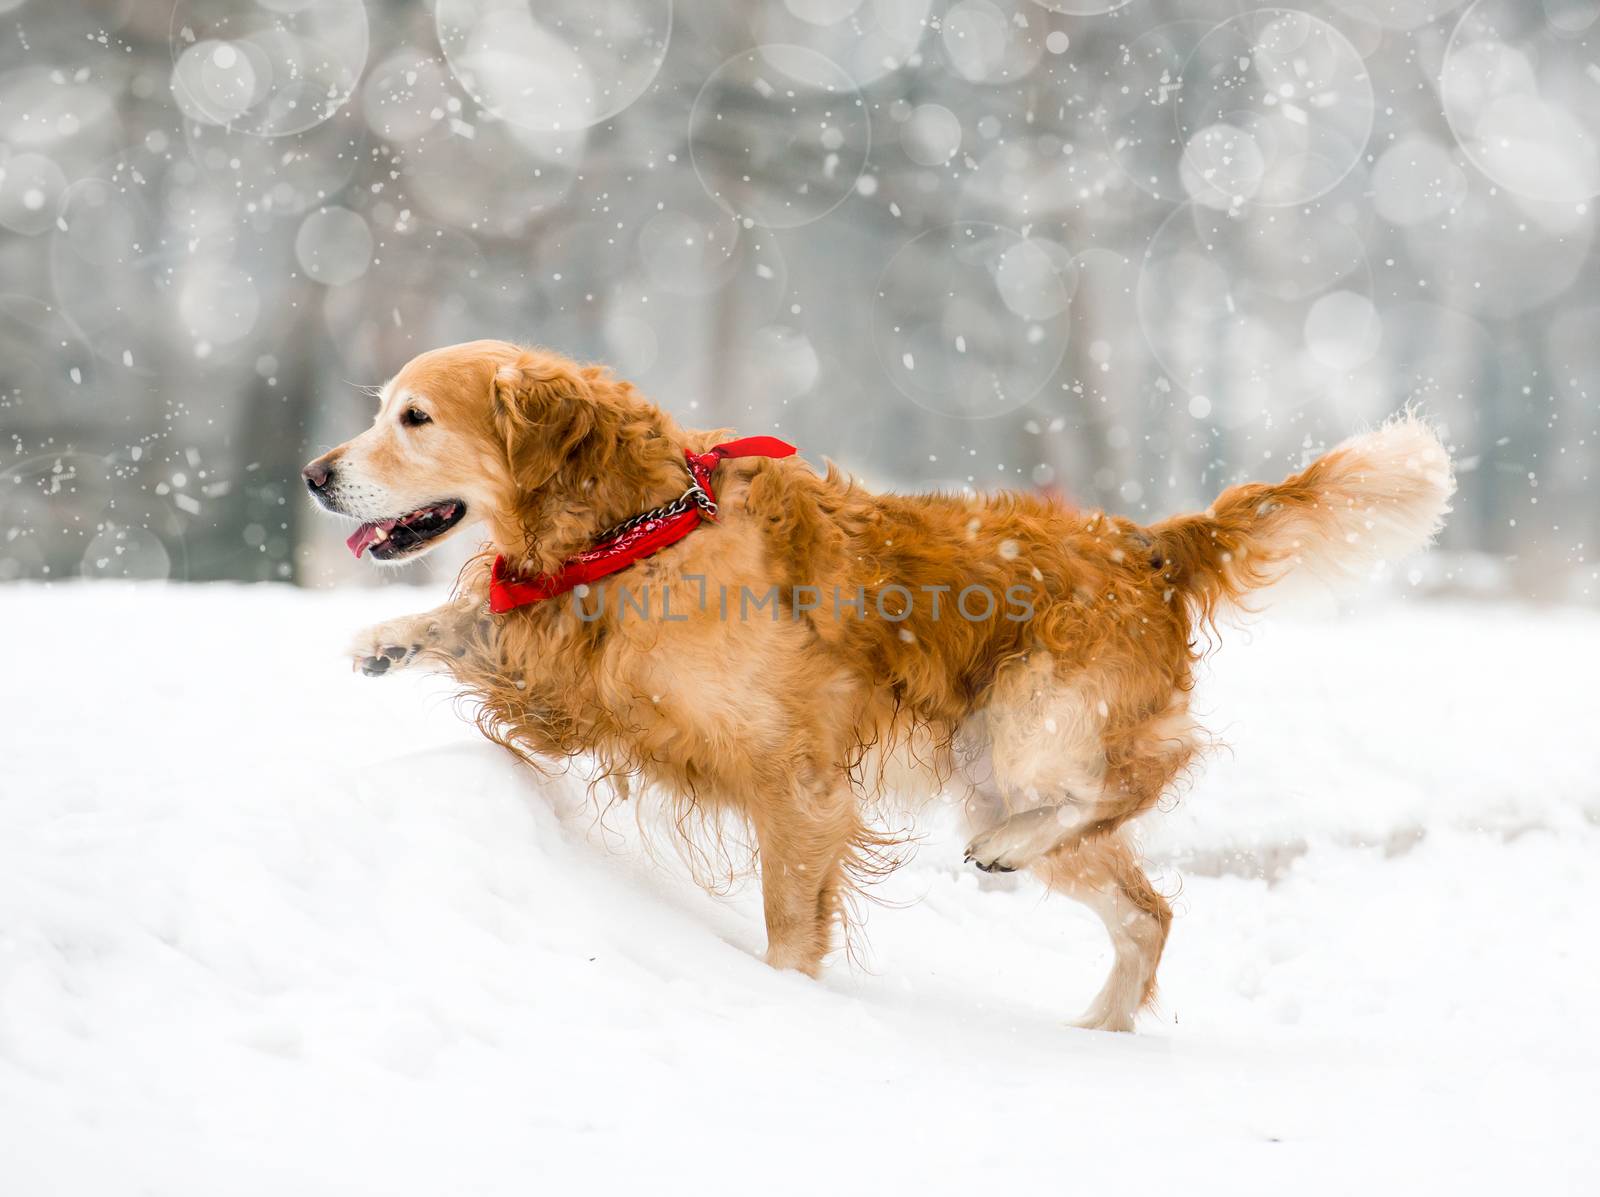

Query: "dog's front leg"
(750, 779), (861, 977)
(347, 598), (483, 677)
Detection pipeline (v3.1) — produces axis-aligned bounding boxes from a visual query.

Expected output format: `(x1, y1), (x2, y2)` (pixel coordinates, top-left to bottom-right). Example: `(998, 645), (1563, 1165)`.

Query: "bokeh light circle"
(435, 0), (670, 132)
(168, 0), (369, 137)
(81, 522), (173, 581)
(1442, 0), (1600, 204)
(993, 238), (1073, 321)
(1371, 135), (1468, 226)
(731, 325), (821, 402)
(902, 103), (963, 165)
(171, 40), (258, 126)
(0, 151), (67, 234)
(1176, 10), (1374, 207)
(1304, 290), (1382, 371)
(941, 0), (1044, 85)
(873, 222), (1071, 419)
(178, 263), (260, 346)
(690, 46), (869, 229)
(295, 206), (373, 286)
(1179, 123), (1268, 209)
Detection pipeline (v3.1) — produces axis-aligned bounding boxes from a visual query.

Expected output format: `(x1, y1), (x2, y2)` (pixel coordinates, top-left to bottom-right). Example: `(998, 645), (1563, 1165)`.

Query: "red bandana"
(488, 436), (797, 614)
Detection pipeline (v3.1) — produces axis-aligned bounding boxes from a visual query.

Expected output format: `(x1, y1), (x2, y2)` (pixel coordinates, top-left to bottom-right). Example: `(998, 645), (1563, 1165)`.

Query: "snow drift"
(1, 583), (1596, 1195)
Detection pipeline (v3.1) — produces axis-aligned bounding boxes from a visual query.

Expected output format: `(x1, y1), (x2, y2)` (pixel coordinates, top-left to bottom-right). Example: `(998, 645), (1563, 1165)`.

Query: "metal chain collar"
(594, 479), (718, 545)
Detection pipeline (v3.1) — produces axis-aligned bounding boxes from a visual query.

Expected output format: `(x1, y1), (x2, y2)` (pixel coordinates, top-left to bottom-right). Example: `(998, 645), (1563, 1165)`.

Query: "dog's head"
(303, 340), (680, 565)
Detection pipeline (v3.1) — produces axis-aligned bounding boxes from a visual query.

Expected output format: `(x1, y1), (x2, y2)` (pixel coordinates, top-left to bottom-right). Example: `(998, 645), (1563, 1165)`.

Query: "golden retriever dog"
(303, 340), (1454, 1031)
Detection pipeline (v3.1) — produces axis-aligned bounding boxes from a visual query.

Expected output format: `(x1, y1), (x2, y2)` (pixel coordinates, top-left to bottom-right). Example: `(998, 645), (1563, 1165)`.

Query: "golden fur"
(305, 340), (1455, 1030)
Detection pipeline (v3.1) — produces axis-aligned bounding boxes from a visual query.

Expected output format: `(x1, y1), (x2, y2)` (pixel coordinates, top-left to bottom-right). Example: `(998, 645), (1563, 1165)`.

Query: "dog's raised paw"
(962, 847), (1016, 874)
(963, 804), (1083, 874)
(349, 623), (426, 677)
(358, 645), (418, 676)
(974, 859), (1017, 875)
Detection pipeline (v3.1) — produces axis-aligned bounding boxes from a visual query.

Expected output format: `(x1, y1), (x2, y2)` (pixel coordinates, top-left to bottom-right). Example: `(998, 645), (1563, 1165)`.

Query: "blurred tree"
(0, 0), (1594, 600)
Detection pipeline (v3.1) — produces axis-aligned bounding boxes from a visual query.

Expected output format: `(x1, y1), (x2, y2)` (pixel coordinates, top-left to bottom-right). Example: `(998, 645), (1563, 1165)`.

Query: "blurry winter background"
(3, 3), (1600, 1195)
(0, 0), (1595, 596)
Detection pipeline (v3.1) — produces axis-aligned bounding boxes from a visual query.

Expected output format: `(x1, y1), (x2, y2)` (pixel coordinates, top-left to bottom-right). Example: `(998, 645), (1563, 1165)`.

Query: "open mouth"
(346, 500), (466, 561)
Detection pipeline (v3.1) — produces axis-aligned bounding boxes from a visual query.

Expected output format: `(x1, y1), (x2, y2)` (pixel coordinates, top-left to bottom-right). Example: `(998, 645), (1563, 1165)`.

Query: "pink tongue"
(346, 525), (377, 558)
(346, 519), (395, 558)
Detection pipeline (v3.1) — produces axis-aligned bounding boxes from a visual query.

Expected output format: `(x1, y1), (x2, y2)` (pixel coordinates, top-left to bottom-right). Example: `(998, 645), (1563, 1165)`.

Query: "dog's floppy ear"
(492, 354), (598, 491)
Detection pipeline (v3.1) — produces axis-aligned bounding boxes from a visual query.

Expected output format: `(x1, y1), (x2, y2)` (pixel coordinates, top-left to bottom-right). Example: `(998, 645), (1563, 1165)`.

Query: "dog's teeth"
(372, 525), (388, 542)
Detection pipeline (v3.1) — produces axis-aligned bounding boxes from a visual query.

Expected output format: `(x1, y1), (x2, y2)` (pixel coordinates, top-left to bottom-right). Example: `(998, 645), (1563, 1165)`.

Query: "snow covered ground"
(2, 583), (1597, 1195)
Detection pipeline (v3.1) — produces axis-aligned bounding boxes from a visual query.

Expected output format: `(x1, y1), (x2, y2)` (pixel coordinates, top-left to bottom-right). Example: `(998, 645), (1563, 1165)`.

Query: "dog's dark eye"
(401, 407), (431, 428)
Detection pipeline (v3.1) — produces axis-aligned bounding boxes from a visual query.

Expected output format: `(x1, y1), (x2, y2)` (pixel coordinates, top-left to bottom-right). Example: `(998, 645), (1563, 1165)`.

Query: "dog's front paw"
(348, 622), (424, 677)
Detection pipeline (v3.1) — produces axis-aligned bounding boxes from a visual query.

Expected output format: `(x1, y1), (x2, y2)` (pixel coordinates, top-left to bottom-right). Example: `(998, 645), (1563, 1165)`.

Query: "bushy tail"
(1151, 412), (1455, 622)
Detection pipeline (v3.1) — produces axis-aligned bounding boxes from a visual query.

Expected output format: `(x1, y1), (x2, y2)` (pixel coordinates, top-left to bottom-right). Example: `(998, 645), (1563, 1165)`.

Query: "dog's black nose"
(302, 460), (333, 491)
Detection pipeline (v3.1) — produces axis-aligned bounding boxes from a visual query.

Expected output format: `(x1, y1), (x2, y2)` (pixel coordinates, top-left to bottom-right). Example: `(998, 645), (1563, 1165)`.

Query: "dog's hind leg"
(962, 742), (1191, 872)
(1032, 831), (1172, 1032)
(959, 660), (1109, 872)
(964, 666), (1199, 872)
